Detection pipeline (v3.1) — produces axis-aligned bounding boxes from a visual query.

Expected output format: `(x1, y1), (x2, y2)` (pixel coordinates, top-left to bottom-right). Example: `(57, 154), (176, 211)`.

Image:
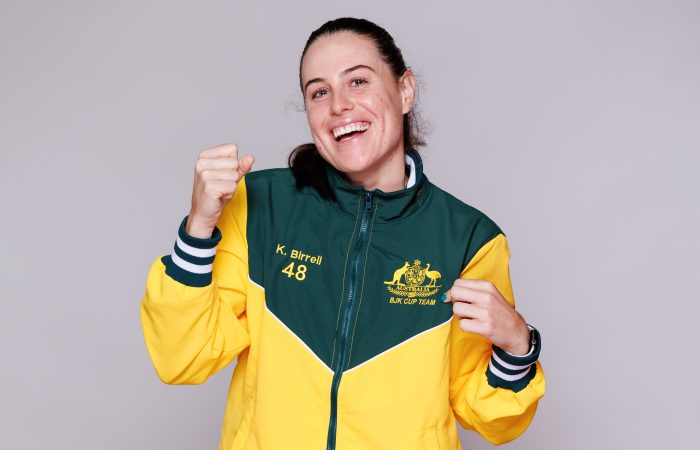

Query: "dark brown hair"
(288, 17), (424, 199)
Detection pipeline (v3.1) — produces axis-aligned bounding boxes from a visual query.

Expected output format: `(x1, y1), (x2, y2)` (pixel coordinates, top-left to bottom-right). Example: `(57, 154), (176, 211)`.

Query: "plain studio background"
(1, 1), (698, 449)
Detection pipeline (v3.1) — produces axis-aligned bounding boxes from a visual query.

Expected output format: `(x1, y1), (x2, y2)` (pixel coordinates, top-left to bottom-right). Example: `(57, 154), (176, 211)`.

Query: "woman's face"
(300, 31), (415, 186)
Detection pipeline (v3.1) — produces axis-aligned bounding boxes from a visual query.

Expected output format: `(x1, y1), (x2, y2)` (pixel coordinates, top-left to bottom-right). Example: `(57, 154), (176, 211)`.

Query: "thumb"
(238, 155), (255, 176)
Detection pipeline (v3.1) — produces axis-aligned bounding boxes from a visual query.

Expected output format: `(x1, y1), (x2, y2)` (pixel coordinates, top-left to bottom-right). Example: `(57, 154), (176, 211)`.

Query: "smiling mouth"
(332, 122), (370, 141)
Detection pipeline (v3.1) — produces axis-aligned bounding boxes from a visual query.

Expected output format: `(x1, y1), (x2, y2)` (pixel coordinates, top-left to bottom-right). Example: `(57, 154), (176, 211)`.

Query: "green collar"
(323, 149), (431, 222)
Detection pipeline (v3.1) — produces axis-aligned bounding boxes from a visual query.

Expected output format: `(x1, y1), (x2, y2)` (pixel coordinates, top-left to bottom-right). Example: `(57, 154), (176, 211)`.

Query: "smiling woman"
(300, 31), (414, 192)
(289, 18), (425, 199)
(140, 17), (545, 450)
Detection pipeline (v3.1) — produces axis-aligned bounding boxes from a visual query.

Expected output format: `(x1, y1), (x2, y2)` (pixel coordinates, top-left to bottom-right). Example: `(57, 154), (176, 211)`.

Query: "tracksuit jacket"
(140, 150), (546, 450)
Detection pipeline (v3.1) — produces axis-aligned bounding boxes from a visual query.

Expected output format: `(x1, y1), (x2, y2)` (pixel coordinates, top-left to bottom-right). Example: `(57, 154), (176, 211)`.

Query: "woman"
(141, 17), (545, 450)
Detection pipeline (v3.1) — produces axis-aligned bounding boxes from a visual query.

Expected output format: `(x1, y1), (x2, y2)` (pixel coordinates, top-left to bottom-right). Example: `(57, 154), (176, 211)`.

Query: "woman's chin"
(318, 145), (371, 173)
(334, 155), (375, 176)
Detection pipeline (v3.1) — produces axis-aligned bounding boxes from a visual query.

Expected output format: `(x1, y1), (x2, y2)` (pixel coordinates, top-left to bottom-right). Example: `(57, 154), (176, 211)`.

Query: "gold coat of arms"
(384, 260), (442, 298)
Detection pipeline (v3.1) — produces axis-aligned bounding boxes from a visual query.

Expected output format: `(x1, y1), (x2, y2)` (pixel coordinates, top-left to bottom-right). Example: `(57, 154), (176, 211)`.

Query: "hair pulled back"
(288, 17), (424, 199)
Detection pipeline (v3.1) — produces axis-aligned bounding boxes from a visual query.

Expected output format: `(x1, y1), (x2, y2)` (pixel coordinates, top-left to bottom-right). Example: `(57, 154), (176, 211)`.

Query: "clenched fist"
(185, 143), (254, 238)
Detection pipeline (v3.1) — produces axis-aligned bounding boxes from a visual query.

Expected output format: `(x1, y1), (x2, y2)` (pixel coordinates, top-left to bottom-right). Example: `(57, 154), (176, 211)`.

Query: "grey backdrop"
(1, 1), (698, 449)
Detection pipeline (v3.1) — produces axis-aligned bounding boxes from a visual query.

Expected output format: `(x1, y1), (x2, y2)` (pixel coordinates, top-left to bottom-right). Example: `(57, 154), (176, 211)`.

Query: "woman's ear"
(399, 69), (417, 114)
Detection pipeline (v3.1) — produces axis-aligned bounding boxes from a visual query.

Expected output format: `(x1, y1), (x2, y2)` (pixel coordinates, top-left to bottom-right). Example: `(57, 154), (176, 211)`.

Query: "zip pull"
(364, 192), (373, 213)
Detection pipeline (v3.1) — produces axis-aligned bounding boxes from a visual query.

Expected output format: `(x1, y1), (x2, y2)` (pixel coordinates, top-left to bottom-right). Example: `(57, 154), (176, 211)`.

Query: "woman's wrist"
(185, 214), (216, 239)
(500, 322), (532, 356)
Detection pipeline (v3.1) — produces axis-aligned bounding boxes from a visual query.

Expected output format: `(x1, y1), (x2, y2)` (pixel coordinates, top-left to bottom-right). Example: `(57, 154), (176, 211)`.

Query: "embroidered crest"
(383, 260), (442, 298)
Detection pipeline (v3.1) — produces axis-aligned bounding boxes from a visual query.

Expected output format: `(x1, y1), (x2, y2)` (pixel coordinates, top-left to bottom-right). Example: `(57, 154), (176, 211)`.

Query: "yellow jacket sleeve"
(448, 233), (545, 445)
(140, 179), (251, 385)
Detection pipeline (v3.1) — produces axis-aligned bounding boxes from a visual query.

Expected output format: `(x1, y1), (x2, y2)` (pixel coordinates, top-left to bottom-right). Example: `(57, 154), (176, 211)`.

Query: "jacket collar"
(323, 149), (430, 222)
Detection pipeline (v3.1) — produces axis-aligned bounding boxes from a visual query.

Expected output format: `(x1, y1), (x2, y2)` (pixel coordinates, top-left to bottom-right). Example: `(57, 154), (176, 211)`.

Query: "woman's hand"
(443, 279), (531, 355)
(186, 143), (254, 238)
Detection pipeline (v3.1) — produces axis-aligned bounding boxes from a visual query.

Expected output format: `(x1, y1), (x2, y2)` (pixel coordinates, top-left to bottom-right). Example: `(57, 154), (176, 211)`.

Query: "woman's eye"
(311, 88), (328, 99)
(350, 78), (367, 87)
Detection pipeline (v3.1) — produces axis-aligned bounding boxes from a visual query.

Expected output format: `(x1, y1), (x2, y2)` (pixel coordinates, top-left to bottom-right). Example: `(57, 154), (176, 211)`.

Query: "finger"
(452, 278), (494, 292)
(199, 143), (238, 159)
(200, 169), (238, 182)
(195, 157), (239, 172)
(444, 284), (488, 305)
(452, 301), (484, 320)
(203, 180), (238, 198)
(441, 287), (475, 303)
(238, 155), (255, 176)
(441, 289), (453, 303)
(442, 279), (492, 303)
(458, 318), (488, 335)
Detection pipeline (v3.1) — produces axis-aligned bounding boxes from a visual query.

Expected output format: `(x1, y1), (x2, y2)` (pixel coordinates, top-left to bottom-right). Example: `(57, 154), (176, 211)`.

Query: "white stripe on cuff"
(171, 251), (213, 274)
(489, 362), (532, 382)
(176, 235), (217, 258)
(492, 352), (533, 371)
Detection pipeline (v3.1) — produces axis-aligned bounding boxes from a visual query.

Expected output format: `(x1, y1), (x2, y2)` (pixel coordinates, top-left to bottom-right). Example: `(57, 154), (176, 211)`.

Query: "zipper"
(326, 191), (374, 450)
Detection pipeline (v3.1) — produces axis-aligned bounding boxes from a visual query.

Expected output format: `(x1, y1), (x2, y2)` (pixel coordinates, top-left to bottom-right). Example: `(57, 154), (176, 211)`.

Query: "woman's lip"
(336, 128), (368, 144)
(330, 121), (371, 139)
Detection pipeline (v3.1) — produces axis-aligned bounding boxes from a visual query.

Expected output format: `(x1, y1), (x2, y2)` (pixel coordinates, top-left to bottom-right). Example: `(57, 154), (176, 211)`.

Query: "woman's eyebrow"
(342, 64), (375, 76)
(303, 64), (376, 93)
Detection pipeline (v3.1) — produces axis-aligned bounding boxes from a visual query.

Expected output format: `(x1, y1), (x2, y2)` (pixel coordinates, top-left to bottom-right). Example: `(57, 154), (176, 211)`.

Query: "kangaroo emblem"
(384, 261), (410, 285)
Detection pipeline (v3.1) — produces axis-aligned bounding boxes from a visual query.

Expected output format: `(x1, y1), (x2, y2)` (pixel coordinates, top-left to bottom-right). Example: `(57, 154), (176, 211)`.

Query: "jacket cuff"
(162, 215), (222, 287)
(486, 326), (541, 393)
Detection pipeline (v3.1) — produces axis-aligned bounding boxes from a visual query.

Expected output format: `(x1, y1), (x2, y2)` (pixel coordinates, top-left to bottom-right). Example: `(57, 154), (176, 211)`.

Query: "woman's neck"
(344, 150), (407, 192)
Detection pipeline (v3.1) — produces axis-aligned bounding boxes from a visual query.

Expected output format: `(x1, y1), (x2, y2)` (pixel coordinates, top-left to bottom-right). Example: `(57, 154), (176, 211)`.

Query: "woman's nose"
(330, 90), (353, 115)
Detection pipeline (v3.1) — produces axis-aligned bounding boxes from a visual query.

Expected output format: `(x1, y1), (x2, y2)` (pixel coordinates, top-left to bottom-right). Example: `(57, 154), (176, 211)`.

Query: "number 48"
(282, 262), (307, 281)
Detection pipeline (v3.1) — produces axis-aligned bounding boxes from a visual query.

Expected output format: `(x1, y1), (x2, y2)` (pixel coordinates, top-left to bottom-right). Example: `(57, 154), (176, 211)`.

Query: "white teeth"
(332, 122), (369, 139)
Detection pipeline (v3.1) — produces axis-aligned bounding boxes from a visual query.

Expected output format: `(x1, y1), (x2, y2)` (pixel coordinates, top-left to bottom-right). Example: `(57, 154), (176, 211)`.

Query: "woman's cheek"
(307, 109), (326, 138)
